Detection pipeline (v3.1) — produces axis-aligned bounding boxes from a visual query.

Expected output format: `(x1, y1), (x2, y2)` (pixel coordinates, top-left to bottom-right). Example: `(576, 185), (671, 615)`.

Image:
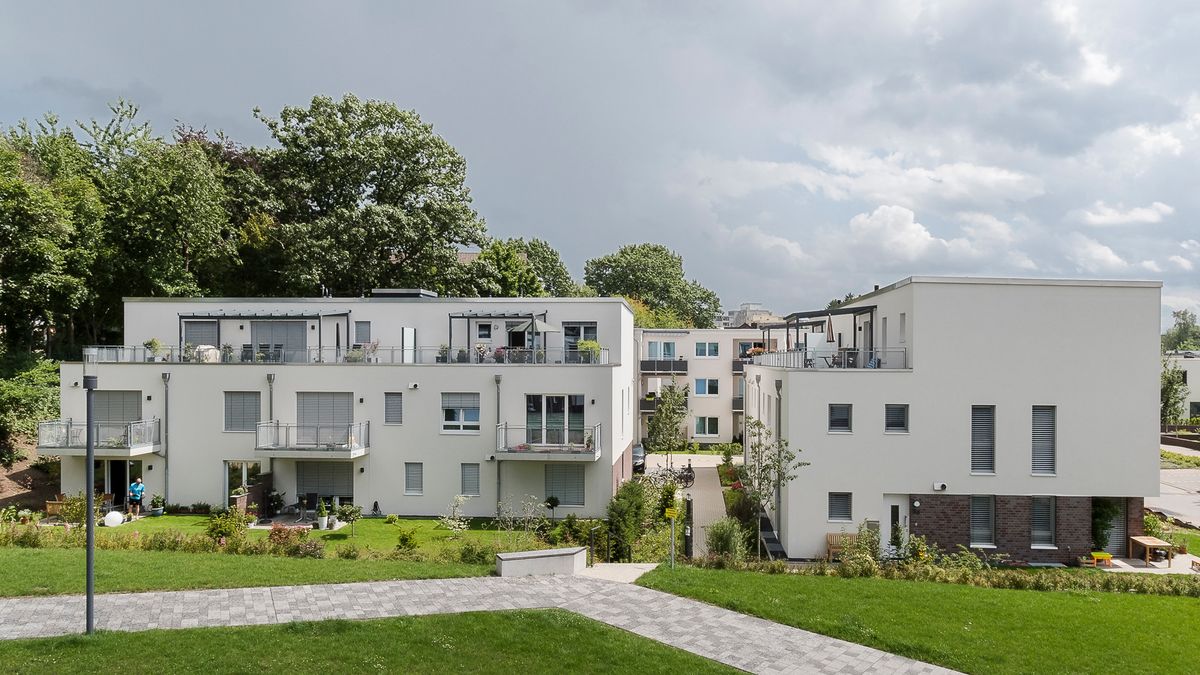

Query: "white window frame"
(1031, 405), (1057, 476)
(969, 495), (996, 548)
(695, 341), (719, 358)
(223, 391), (261, 433)
(694, 378), (719, 397)
(441, 392), (481, 434)
(477, 323), (492, 339)
(828, 404), (852, 433)
(384, 392), (404, 425)
(884, 404), (909, 433)
(461, 463), (481, 497)
(354, 320), (372, 345)
(1031, 496), (1056, 548)
(404, 462), (423, 495)
(971, 405), (996, 474)
(694, 416), (719, 437)
(827, 492), (853, 522)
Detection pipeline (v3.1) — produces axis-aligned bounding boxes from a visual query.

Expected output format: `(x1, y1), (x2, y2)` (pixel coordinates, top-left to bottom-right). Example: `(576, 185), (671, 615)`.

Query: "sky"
(2, 1), (1197, 325)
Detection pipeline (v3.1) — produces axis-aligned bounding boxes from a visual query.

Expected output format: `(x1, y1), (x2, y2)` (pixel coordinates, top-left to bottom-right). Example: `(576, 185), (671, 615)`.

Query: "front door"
(883, 494), (910, 557)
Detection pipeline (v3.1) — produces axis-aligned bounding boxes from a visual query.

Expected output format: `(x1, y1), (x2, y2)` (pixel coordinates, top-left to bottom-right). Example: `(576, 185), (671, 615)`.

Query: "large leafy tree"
(521, 238), (576, 296)
(1163, 309), (1199, 352)
(584, 243), (720, 327)
(255, 94), (486, 296)
(467, 238), (545, 297)
(1162, 357), (1189, 424)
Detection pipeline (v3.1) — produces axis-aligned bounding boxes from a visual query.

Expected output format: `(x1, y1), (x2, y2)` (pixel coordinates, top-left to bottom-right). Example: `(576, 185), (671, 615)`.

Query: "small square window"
(828, 404), (852, 432)
(884, 404), (908, 432)
(694, 417), (719, 436)
(477, 323), (492, 339)
(828, 492), (852, 521)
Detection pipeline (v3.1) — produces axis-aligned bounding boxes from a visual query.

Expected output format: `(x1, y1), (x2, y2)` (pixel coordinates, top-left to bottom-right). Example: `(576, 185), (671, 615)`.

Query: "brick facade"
(909, 494), (1141, 564)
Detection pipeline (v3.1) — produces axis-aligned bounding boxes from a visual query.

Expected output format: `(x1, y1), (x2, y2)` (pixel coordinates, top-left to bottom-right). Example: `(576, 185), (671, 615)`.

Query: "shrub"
(336, 543), (360, 560)
(457, 539), (496, 565)
(1145, 512), (1167, 539)
(190, 502), (212, 515)
(706, 517), (748, 560)
(837, 522), (882, 578)
(12, 525), (42, 548)
(59, 492), (102, 525)
(205, 508), (252, 541)
(384, 514), (399, 525)
(438, 495), (470, 539)
(607, 480), (648, 561)
(395, 527), (419, 554)
(1092, 498), (1122, 551)
(656, 482), (677, 522)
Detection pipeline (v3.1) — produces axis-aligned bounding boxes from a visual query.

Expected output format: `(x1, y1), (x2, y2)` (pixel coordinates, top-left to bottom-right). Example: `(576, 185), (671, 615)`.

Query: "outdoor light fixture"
(81, 347), (99, 635)
(912, 500), (921, 508)
(359, 467), (366, 474)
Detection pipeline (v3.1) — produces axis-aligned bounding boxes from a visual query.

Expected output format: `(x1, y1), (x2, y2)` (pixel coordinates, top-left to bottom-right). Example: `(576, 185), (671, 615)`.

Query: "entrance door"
(1104, 498), (1127, 556)
(883, 494), (910, 557)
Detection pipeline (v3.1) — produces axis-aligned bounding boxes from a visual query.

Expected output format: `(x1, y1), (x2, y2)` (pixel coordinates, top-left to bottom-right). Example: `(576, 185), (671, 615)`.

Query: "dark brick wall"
(1125, 496), (1145, 557)
(910, 494), (1097, 564)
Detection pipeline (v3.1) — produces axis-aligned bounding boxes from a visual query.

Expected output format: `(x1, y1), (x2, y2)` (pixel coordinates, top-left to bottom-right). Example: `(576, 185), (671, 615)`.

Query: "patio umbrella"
(826, 315), (835, 342)
(508, 319), (560, 333)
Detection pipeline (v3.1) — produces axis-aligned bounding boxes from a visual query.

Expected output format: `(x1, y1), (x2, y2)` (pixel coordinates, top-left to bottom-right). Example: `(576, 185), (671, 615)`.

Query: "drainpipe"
(160, 372), (170, 504)
(774, 378), (783, 545)
(494, 373), (502, 516)
(266, 373), (276, 475)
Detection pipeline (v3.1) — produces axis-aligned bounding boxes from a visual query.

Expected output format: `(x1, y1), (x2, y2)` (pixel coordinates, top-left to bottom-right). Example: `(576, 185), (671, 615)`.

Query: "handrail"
(255, 421), (370, 451)
(84, 345), (610, 366)
(496, 422), (602, 454)
(37, 418), (161, 448)
(751, 347), (909, 370)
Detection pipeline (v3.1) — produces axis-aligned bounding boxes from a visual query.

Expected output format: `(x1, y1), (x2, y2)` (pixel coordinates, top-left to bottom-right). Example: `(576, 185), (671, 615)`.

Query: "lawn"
(0, 610), (735, 674)
(1161, 449), (1200, 469)
(0, 548), (488, 597)
(638, 566), (1200, 674)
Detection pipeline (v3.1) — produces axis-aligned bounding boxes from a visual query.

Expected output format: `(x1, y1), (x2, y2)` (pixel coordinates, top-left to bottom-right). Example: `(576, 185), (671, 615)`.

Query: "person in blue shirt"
(127, 477), (146, 518)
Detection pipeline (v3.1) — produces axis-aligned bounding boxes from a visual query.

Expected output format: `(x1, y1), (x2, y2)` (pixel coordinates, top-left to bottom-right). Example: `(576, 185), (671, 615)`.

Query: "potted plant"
(475, 342), (490, 362)
(220, 343), (235, 363)
(327, 505), (339, 530)
(267, 490), (286, 518)
(493, 347), (507, 363)
(148, 494), (165, 517)
(345, 347), (365, 362)
(316, 499), (328, 530)
(246, 501), (259, 523)
(230, 486), (248, 512)
(17, 508), (32, 524)
(456, 348), (469, 363)
(545, 496), (560, 521)
(143, 338), (164, 362)
(577, 339), (602, 364)
(181, 342), (195, 362)
(437, 344), (450, 363)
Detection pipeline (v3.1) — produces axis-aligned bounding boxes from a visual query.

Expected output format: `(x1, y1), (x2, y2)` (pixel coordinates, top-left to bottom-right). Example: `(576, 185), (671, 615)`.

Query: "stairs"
(758, 514), (787, 559)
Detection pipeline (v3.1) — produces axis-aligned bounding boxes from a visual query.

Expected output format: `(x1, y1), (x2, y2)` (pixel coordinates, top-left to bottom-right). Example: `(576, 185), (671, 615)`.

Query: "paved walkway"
(690, 466), (728, 556)
(1148, 468), (1200, 528)
(0, 576), (952, 674)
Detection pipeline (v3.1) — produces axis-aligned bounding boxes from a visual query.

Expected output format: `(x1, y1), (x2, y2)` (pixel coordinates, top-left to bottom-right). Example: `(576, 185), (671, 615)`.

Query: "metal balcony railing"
(37, 419), (161, 449)
(255, 421), (370, 452)
(85, 345), (610, 366)
(495, 423), (601, 457)
(751, 348), (909, 370)
(732, 396), (744, 411)
(639, 359), (688, 374)
(639, 397), (688, 413)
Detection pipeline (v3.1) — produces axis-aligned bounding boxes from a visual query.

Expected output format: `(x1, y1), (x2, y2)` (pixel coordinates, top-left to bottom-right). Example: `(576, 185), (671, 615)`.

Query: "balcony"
(639, 396), (688, 414)
(751, 348), (909, 370)
(640, 359), (688, 374)
(495, 423), (601, 461)
(86, 345), (610, 366)
(732, 396), (744, 412)
(732, 359), (748, 373)
(36, 419), (161, 457)
(255, 421), (370, 459)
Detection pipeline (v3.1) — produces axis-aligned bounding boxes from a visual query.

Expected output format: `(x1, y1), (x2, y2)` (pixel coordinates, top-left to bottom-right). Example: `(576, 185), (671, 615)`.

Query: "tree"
(622, 296), (685, 328)
(468, 238), (545, 297)
(584, 243), (720, 327)
(826, 292), (857, 310)
(255, 94), (486, 296)
(743, 416), (808, 558)
(1162, 309), (1200, 352)
(1162, 357), (1189, 424)
(645, 379), (689, 465)
(521, 238), (576, 296)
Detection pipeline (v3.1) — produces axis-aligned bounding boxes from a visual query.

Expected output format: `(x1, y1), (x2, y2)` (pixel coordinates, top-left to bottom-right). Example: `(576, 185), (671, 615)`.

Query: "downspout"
(160, 372), (170, 504)
(494, 374), (503, 516)
(266, 373), (276, 475)
(774, 378), (783, 544)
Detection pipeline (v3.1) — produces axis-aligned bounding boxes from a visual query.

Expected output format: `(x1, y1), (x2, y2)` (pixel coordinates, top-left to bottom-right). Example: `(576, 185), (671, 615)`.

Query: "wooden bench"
(827, 532), (857, 561)
(45, 500), (64, 517)
(1191, 559), (1199, 574)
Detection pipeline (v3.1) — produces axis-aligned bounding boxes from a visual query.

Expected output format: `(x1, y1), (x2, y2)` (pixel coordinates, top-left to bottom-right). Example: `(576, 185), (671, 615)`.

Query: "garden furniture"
(826, 532), (857, 561)
(1129, 535), (1174, 568)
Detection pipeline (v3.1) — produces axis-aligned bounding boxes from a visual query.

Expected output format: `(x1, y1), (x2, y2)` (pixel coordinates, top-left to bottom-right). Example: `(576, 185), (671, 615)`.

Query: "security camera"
(932, 482), (947, 491)
(408, 383), (419, 390)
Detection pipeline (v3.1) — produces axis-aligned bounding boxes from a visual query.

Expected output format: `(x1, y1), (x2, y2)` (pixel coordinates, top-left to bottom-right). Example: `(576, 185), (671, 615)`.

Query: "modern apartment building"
(38, 292), (637, 518)
(744, 276), (1160, 563)
(637, 328), (775, 446)
(1165, 353), (1200, 419)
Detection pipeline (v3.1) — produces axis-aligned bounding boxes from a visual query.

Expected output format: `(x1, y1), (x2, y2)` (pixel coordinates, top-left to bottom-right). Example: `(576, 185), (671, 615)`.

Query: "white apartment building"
(38, 292), (637, 518)
(744, 277), (1160, 563)
(636, 328), (776, 446)
(1166, 353), (1200, 419)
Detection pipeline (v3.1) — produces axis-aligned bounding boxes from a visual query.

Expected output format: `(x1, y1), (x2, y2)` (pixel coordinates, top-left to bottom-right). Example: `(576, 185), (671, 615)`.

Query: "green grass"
(638, 566), (1200, 674)
(0, 548), (488, 597)
(1161, 449), (1200, 468)
(0, 609), (735, 674)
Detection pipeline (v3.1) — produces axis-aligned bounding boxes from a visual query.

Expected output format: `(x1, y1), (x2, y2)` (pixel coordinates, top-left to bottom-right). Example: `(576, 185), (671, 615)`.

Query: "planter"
(19, 517), (29, 525)
(229, 493), (249, 512)
(328, 516), (338, 530)
(317, 515), (328, 530)
(149, 508), (164, 517)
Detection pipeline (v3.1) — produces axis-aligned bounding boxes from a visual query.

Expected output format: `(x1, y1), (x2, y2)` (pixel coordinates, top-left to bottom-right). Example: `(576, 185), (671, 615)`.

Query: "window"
(461, 463), (481, 496)
(477, 323), (492, 339)
(545, 464), (584, 507)
(563, 322), (597, 350)
(354, 321), (372, 344)
(647, 341), (676, 359)
(1032, 406), (1056, 475)
(526, 394), (585, 444)
(183, 320), (218, 348)
(899, 313), (907, 343)
(695, 342), (719, 357)
(404, 462), (423, 495)
(884, 404), (908, 433)
(695, 378), (719, 396)
(970, 495), (995, 546)
(223, 391), (261, 432)
(225, 461), (261, 493)
(828, 492), (852, 521)
(695, 416), (719, 436)
(384, 392), (404, 425)
(971, 406), (995, 473)
(442, 392), (481, 432)
(1031, 496), (1055, 547)
(828, 404), (852, 432)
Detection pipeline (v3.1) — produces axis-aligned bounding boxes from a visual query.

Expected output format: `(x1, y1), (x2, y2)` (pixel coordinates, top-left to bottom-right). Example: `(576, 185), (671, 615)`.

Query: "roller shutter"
(295, 461), (353, 500)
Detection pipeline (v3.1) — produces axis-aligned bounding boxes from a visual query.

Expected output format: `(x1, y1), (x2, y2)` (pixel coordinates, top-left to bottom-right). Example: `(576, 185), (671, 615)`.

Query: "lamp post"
(82, 347), (98, 635)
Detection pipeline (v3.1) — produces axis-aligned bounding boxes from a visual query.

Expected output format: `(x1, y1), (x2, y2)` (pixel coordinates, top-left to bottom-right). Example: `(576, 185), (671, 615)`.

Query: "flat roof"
(123, 295), (632, 309)
(840, 275), (1163, 306)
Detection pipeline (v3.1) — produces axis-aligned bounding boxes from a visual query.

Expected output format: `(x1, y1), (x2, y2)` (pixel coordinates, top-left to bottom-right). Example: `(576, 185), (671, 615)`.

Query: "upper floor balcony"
(639, 359), (688, 374)
(254, 421), (370, 459)
(751, 348), (909, 370)
(639, 396), (688, 413)
(494, 423), (601, 462)
(36, 418), (161, 457)
(732, 396), (744, 412)
(732, 359), (749, 373)
(85, 345), (610, 366)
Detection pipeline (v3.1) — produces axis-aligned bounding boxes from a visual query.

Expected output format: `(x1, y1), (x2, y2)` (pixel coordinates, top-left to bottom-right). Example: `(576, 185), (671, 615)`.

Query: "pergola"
(447, 310), (549, 350)
(177, 309), (353, 351)
(760, 304), (878, 351)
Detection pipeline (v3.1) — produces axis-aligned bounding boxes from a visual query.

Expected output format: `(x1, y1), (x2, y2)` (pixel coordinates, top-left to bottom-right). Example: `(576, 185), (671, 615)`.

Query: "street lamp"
(82, 347), (98, 635)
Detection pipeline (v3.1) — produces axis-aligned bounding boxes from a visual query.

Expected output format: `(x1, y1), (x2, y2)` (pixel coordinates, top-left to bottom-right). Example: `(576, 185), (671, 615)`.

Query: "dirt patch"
(0, 436), (60, 510)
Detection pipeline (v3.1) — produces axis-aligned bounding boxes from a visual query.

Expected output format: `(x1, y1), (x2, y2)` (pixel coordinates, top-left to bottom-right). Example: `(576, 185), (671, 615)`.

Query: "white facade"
(42, 294), (637, 518)
(1166, 354), (1200, 420)
(636, 327), (776, 446)
(745, 277), (1161, 561)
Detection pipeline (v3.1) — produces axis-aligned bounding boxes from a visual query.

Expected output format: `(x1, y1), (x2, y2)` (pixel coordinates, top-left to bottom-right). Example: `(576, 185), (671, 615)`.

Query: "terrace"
(84, 345), (609, 366)
(36, 418), (161, 457)
(254, 421), (371, 459)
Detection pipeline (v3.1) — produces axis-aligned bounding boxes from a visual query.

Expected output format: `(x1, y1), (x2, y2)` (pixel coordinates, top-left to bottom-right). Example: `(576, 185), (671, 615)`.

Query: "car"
(632, 445), (646, 474)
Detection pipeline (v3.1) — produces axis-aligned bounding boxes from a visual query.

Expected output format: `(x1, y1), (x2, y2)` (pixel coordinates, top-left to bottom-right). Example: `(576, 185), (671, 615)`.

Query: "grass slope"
(0, 610), (735, 674)
(0, 548), (488, 597)
(639, 566), (1200, 674)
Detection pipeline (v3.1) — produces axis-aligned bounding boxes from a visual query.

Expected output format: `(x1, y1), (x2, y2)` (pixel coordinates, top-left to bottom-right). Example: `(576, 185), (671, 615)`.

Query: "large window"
(695, 416), (719, 436)
(442, 393), (481, 433)
(223, 391), (261, 432)
(884, 404), (908, 433)
(1031, 496), (1055, 547)
(545, 464), (584, 507)
(226, 460), (261, 494)
(971, 406), (996, 473)
(461, 463), (481, 497)
(695, 378), (719, 396)
(563, 322), (597, 350)
(828, 404), (852, 432)
(1031, 406), (1056, 475)
(647, 341), (676, 359)
(525, 394), (586, 444)
(695, 342), (719, 357)
(384, 393), (404, 425)
(970, 495), (995, 547)
(828, 492), (852, 521)
(354, 321), (372, 344)
(404, 462), (423, 495)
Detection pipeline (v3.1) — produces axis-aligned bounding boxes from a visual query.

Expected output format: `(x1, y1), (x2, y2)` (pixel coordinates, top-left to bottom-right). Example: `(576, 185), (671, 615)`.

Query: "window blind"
(884, 404), (908, 432)
(461, 463), (481, 496)
(545, 464), (584, 506)
(224, 391), (261, 431)
(829, 404), (852, 432)
(1031, 496), (1055, 546)
(971, 406), (995, 472)
(441, 392), (480, 409)
(828, 492), (852, 521)
(1031, 406), (1056, 475)
(354, 321), (371, 344)
(384, 393), (403, 424)
(404, 462), (423, 494)
(969, 495), (994, 546)
(183, 320), (218, 347)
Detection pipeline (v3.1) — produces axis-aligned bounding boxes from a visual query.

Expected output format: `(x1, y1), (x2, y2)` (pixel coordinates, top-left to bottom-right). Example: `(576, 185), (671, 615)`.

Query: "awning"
(508, 319), (559, 333)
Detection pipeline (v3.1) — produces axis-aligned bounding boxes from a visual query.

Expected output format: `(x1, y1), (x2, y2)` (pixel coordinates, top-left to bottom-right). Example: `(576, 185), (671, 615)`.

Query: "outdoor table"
(1128, 535), (1174, 567)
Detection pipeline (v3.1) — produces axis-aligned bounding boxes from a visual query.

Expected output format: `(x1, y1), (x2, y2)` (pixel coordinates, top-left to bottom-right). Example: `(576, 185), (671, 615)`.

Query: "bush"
(384, 514), (399, 525)
(395, 527), (419, 554)
(706, 517), (748, 560)
(190, 502), (212, 515)
(456, 539), (496, 565)
(1092, 498), (1122, 551)
(205, 508), (252, 541)
(1145, 513), (1167, 539)
(607, 480), (648, 561)
(837, 522), (882, 578)
(59, 492), (101, 525)
(656, 482), (677, 522)
(336, 543), (360, 559)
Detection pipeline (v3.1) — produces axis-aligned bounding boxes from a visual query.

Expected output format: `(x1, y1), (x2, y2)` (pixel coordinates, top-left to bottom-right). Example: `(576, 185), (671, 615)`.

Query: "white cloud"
(1079, 201), (1174, 226)
(1080, 47), (1122, 86)
(1140, 260), (1162, 273)
(1064, 233), (1128, 273)
(1169, 255), (1194, 271)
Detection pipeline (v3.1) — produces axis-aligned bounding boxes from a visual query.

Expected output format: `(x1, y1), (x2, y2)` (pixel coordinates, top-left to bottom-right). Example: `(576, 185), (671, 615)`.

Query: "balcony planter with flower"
(577, 339), (602, 364)
(493, 347), (507, 363)
(143, 338), (164, 362)
(475, 343), (491, 362)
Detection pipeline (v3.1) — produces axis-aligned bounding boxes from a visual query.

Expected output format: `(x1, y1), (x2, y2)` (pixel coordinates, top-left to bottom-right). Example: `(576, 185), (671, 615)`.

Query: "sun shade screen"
(296, 461), (352, 498)
(461, 463), (481, 496)
(1031, 496), (1055, 546)
(828, 404), (851, 431)
(183, 320), (218, 347)
(970, 496), (995, 546)
(405, 463), (423, 494)
(885, 404), (908, 432)
(94, 390), (142, 422)
(384, 393), (403, 424)
(971, 406), (995, 472)
(224, 392), (261, 431)
(545, 464), (584, 506)
(828, 493), (852, 521)
(1032, 406), (1056, 475)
